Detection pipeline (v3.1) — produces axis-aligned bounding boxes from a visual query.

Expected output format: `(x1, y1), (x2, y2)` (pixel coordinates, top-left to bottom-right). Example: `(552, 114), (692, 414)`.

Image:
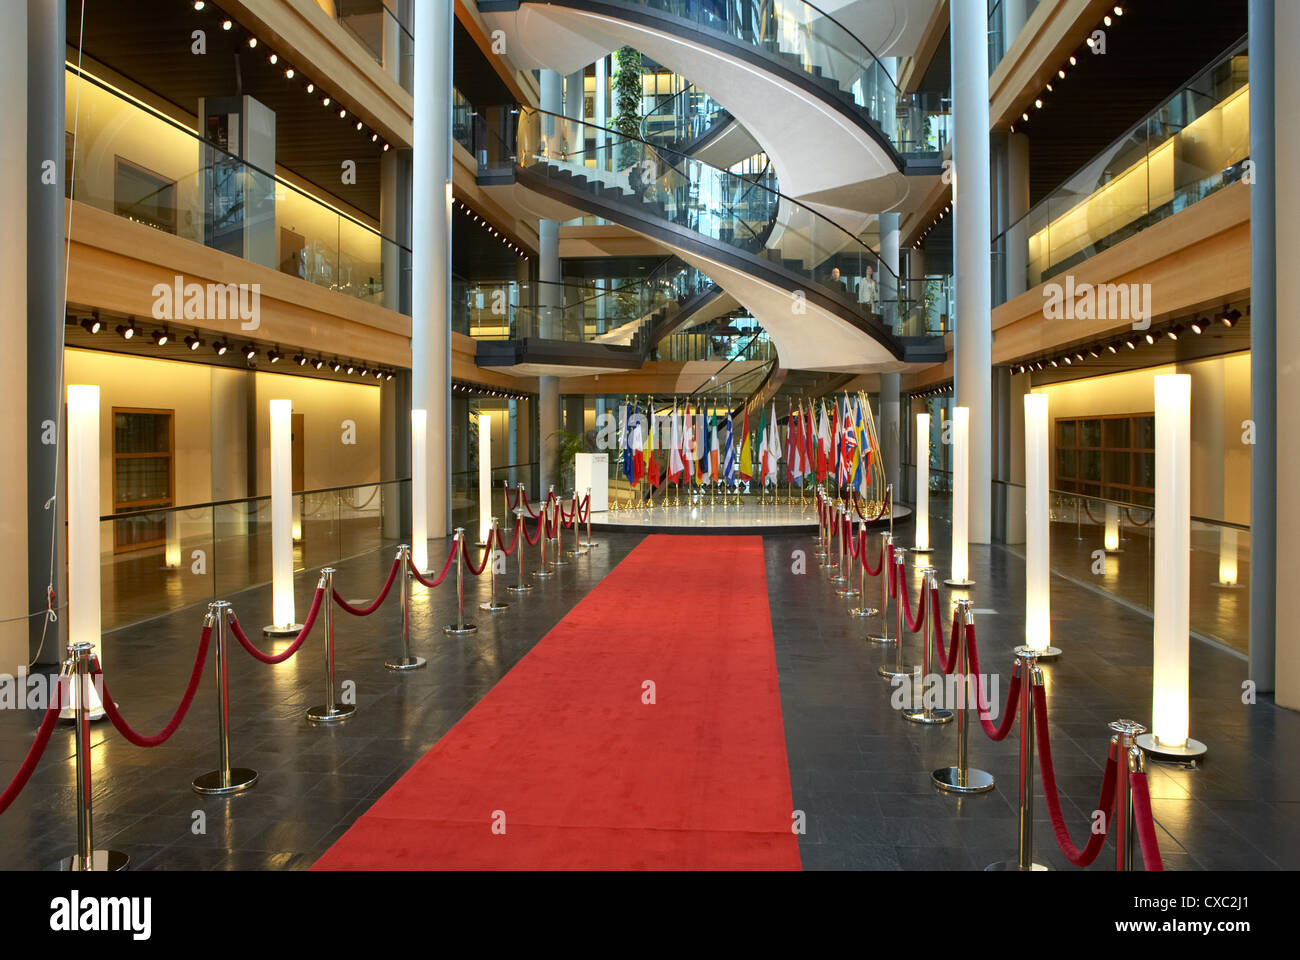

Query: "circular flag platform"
(590, 501), (911, 534)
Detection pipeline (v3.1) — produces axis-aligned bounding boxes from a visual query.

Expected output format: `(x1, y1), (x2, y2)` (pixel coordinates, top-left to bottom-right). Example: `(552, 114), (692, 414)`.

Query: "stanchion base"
(443, 623), (478, 635)
(506, 582), (534, 593)
(1211, 581), (1242, 590)
(836, 586), (861, 598)
(58, 706), (106, 722)
(849, 606), (879, 618)
(263, 623), (304, 638)
(943, 578), (975, 588)
(932, 766), (996, 794)
(532, 568), (556, 579)
(878, 664), (916, 680)
(306, 703), (356, 724)
(1104, 548), (1125, 555)
(866, 634), (893, 644)
(1027, 646), (1063, 660)
(910, 546), (932, 555)
(384, 655), (427, 671)
(585, 541), (599, 549)
(1135, 733), (1207, 764)
(903, 708), (954, 725)
(829, 574), (848, 585)
(479, 600), (508, 612)
(985, 860), (1049, 871)
(572, 546), (589, 556)
(52, 850), (129, 872)
(192, 767), (259, 795)
(551, 557), (572, 567)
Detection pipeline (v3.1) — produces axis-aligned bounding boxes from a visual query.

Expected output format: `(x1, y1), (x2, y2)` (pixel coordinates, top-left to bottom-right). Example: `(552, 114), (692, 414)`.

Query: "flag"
(621, 401), (635, 484)
(789, 407), (804, 484)
(682, 401), (694, 482)
(757, 404), (769, 485)
(816, 401), (830, 482)
(738, 406), (752, 481)
(767, 402), (781, 486)
(632, 405), (646, 484)
(829, 400), (839, 482)
(698, 408), (711, 485)
(723, 412), (736, 482)
(647, 428), (661, 489)
(667, 403), (684, 483)
(805, 402), (817, 483)
(786, 408), (798, 483)
(709, 413), (720, 481)
(853, 395), (869, 496)
(839, 396), (857, 488)
(632, 402), (645, 483)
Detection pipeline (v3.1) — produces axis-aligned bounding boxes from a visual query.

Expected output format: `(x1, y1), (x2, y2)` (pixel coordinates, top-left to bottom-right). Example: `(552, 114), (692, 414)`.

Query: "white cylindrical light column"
(164, 512), (181, 569)
(264, 399), (301, 636)
(65, 385), (104, 718)
(913, 412), (930, 552)
(1024, 395), (1059, 657)
(1138, 374), (1206, 760)
(411, 409), (428, 572)
(1217, 527), (1239, 587)
(478, 412), (492, 544)
(1104, 502), (1122, 552)
(944, 407), (974, 587)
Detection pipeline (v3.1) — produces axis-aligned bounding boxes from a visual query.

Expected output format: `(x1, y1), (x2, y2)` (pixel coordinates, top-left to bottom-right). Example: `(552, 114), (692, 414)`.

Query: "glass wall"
(994, 41), (1249, 297)
(314, 0), (413, 92)
(66, 66), (406, 308)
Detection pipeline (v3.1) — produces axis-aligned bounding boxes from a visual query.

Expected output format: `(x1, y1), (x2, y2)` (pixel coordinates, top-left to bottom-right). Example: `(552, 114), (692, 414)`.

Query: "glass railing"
(596, 0), (944, 156)
(656, 328), (774, 363)
(504, 107), (910, 336)
(995, 481), (1250, 655)
(641, 83), (731, 150)
(994, 39), (1248, 297)
(67, 66), (408, 310)
(450, 462), (541, 530)
(319, 0), (414, 92)
(100, 480), (409, 632)
(890, 275), (954, 337)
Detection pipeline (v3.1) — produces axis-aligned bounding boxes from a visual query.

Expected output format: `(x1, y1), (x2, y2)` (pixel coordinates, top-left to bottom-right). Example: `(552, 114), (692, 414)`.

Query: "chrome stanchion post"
(904, 568), (952, 724)
(879, 547), (915, 678)
(849, 518), (878, 619)
(552, 495), (572, 565)
(829, 504), (848, 584)
(52, 642), (128, 871)
(866, 532), (892, 640)
(444, 529), (478, 635)
(837, 510), (859, 597)
(813, 491), (827, 559)
(988, 647), (1048, 870)
(583, 488), (599, 549)
(933, 600), (996, 792)
(508, 508), (534, 593)
(307, 568), (356, 723)
(1111, 719), (1147, 871)
(480, 518), (508, 612)
(386, 545), (426, 670)
(534, 503), (554, 580)
(194, 602), (259, 793)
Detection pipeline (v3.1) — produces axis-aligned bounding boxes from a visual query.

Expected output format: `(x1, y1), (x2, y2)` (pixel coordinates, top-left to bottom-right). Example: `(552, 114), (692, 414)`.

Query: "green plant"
(552, 428), (591, 491)
(612, 47), (643, 169)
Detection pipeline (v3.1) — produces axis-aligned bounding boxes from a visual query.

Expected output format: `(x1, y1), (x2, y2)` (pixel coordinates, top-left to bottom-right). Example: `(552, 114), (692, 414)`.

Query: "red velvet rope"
(499, 515), (522, 556)
(97, 627), (211, 748)
(0, 700), (61, 816)
(1129, 771), (1165, 871)
(897, 567), (926, 634)
(505, 484), (518, 511)
(520, 511), (543, 547)
(409, 544), (457, 588)
(933, 591), (958, 674)
(518, 487), (538, 518)
(886, 542), (897, 597)
(1125, 508), (1152, 527)
(1032, 685), (1117, 867)
(861, 533), (884, 577)
(843, 517), (860, 559)
(560, 500), (576, 528)
(461, 531), (494, 576)
(964, 623), (1021, 741)
(228, 586), (324, 664)
(579, 493), (591, 523)
(332, 556), (401, 616)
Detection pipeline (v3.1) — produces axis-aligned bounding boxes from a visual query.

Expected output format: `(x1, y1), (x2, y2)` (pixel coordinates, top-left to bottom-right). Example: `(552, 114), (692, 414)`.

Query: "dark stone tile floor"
(1, 523), (1295, 871)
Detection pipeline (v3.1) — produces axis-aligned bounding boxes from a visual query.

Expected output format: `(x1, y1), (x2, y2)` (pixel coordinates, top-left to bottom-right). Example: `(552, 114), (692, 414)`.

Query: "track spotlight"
(81, 317), (102, 335)
(323, 96), (331, 106)
(152, 328), (170, 346)
(243, 344), (258, 360)
(286, 68), (295, 79)
(213, 339), (229, 356)
(116, 321), (136, 340)
(329, 360), (342, 372)
(1125, 339), (1136, 349)
(345, 363), (355, 375)
(1223, 309), (1242, 326)
(185, 333), (202, 351)
(267, 348), (282, 363)
(294, 353), (307, 366)
(1144, 332), (1156, 344)
(313, 357), (325, 370)
(1166, 327), (1180, 341)
(1107, 343), (1118, 354)
(1191, 318), (1205, 334)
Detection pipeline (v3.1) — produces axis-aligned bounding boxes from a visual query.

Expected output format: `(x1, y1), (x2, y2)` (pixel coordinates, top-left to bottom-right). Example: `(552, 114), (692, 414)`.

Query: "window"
(112, 409), (175, 553)
(1055, 413), (1155, 506)
(114, 157), (177, 234)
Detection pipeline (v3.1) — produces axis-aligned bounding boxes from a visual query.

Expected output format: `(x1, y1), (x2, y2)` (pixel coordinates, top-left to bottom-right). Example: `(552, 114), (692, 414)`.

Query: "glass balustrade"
(641, 83), (731, 149)
(66, 65), (407, 309)
(317, 0), (414, 92)
(100, 480), (410, 632)
(597, 0), (944, 156)
(507, 107), (908, 335)
(994, 39), (1249, 298)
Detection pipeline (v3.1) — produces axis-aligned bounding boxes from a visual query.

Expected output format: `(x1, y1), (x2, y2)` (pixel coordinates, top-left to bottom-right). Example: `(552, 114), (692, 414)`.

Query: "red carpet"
(313, 534), (800, 870)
